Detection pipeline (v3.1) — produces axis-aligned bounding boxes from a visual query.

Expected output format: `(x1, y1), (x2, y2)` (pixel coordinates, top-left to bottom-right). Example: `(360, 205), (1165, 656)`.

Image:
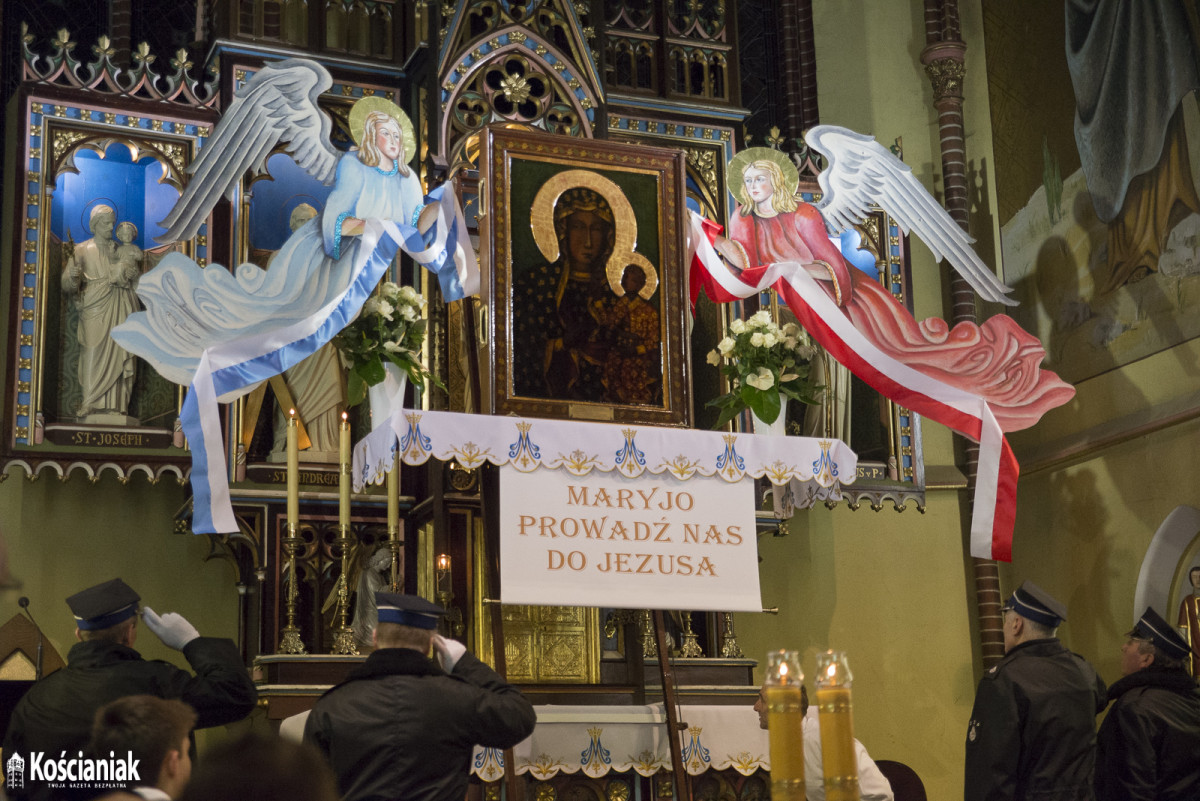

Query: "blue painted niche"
(51, 142), (178, 248)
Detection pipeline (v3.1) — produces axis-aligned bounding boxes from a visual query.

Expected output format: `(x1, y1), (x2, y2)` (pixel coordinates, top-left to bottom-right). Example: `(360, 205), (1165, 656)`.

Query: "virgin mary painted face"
(564, 210), (612, 270)
(374, 118), (403, 164)
(743, 166), (775, 205)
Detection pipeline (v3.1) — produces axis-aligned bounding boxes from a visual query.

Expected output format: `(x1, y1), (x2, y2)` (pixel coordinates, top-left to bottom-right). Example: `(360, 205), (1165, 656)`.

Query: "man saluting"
(3, 578), (257, 801)
(304, 593), (536, 801)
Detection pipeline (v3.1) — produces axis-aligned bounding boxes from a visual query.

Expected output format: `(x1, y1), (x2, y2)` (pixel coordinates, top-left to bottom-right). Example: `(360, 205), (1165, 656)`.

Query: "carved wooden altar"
(3, 11), (922, 801)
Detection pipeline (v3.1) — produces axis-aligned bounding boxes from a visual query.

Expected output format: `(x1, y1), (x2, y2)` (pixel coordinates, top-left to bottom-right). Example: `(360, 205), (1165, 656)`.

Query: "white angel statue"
(111, 58), (474, 533)
(112, 59), (434, 386)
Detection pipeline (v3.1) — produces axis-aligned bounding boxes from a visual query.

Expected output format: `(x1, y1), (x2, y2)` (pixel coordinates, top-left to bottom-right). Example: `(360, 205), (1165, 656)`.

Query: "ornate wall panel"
(438, 31), (599, 170)
(203, 0), (414, 66)
(607, 114), (736, 222)
(603, 0), (736, 106)
(1, 27), (219, 482)
(437, 1), (603, 169)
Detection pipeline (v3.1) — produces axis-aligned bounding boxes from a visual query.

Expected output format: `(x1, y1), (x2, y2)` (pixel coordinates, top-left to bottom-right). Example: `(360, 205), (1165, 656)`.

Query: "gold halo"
(530, 169), (659, 300)
(349, 96), (417, 164)
(727, 147), (800, 209)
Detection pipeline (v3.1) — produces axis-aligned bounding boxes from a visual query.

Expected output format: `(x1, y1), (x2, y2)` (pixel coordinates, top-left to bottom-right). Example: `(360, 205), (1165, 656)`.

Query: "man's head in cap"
(372, 592), (446, 654)
(1122, 607), (1191, 674)
(1001, 580), (1066, 652)
(68, 578), (141, 646)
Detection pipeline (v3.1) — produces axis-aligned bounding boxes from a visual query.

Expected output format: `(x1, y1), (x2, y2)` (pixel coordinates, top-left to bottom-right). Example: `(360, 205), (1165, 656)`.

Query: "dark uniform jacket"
(303, 647), (536, 801)
(2, 638), (257, 801)
(1094, 666), (1200, 801)
(965, 638), (1107, 801)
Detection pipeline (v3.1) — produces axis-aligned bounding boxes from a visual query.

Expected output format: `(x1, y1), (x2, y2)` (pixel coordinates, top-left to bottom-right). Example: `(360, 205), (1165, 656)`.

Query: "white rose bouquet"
(706, 310), (820, 428)
(334, 282), (442, 406)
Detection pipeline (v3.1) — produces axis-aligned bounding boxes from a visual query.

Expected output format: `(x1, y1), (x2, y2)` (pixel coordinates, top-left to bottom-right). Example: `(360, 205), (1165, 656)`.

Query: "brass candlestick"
(679, 611), (704, 657)
(720, 611), (744, 657)
(387, 460), (401, 591)
(330, 413), (357, 655)
(330, 523), (358, 655)
(640, 610), (657, 657)
(277, 522), (306, 654)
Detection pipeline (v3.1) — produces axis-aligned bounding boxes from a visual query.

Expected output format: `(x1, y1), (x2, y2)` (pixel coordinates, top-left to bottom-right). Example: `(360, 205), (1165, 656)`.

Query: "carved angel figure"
(108, 58), (465, 534)
(712, 132), (1074, 431)
(112, 58), (431, 388)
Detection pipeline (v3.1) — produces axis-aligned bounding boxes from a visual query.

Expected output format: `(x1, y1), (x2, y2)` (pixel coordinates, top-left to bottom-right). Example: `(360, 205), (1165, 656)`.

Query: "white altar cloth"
(353, 409), (857, 517)
(281, 704), (769, 780)
(471, 703), (769, 781)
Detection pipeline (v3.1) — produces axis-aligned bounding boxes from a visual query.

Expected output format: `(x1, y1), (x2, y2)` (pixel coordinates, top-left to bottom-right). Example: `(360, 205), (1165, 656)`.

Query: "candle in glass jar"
(286, 409), (299, 527)
(764, 650), (806, 801)
(767, 685), (806, 796)
(816, 651), (859, 801)
(339, 411), (350, 529)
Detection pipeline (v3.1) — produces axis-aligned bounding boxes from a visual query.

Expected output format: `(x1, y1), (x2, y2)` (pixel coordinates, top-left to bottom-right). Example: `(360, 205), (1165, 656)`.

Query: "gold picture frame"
(478, 127), (692, 427)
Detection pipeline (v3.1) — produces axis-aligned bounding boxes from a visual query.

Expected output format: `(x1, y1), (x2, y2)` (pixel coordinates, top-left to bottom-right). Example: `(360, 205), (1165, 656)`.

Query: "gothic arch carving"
(439, 26), (599, 168)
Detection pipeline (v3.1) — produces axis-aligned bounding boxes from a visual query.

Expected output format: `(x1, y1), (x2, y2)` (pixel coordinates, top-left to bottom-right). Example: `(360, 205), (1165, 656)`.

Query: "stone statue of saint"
(351, 546), (395, 651)
(270, 203), (346, 460)
(61, 205), (139, 421)
(1178, 565), (1200, 676)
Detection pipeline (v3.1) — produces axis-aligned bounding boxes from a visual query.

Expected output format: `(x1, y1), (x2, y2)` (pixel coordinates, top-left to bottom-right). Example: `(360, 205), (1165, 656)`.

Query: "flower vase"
(752, 393), (788, 437)
(368, 362), (408, 431)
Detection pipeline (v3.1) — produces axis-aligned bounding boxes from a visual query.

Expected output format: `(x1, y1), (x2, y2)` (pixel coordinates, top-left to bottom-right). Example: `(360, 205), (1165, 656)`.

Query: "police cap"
(1002, 580), (1066, 628)
(1131, 606), (1190, 661)
(375, 592), (446, 630)
(66, 578), (140, 631)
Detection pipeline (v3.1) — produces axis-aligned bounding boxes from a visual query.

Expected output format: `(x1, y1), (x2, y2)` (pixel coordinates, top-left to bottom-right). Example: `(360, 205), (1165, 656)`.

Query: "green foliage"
(705, 310), (821, 428)
(333, 282), (443, 407)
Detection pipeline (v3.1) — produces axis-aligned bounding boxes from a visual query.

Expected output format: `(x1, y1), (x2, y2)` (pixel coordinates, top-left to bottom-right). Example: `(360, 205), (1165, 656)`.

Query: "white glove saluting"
(142, 606), (201, 651)
(432, 634), (467, 673)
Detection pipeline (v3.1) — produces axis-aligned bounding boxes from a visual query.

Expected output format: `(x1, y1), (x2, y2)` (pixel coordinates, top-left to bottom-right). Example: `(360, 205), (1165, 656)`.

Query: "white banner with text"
(500, 466), (761, 611)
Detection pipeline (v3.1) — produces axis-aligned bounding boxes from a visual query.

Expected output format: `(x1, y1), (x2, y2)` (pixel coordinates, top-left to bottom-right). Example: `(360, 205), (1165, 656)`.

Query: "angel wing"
(805, 124), (1016, 306)
(156, 58), (341, 243)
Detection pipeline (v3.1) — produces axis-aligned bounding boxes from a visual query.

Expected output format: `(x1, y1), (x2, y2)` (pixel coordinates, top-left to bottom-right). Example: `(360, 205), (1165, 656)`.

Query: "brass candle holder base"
(331, 627), (358, 655)
(719, 611), (744, 658)
(278, 525), (307, 655)
(330, 524), (357, 655)
(679, 611), (704, 657)
(640, 610), (657, 657)
(278, 626), (306, 655)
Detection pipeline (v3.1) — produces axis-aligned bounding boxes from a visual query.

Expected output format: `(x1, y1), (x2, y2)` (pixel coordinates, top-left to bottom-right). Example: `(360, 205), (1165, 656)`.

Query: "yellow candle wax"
(286, 410), (299, 528)
(339, 412), (350, 529)
(765, 684), (806, 801)
(387, 461), (399, 534)
(816, 686), (860, 801)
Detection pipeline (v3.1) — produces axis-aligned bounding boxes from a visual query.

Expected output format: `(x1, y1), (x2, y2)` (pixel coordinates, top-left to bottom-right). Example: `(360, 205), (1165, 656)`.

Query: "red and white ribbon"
(687, 211), (1016, 561)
